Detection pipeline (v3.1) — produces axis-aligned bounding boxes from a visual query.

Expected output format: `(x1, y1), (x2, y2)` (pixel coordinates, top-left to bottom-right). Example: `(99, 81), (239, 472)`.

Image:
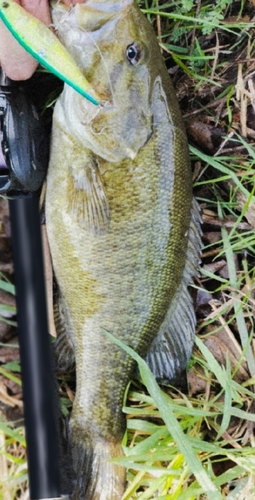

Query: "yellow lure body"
(0, 0), (100, 105)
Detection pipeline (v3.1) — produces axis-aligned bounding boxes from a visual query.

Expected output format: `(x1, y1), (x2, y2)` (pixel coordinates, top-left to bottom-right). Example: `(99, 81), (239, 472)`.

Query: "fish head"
(52, 0), (165, 162)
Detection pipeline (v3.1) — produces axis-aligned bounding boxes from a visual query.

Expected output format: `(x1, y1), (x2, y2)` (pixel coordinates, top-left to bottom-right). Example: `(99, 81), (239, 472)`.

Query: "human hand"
(0, 0), (85, 80)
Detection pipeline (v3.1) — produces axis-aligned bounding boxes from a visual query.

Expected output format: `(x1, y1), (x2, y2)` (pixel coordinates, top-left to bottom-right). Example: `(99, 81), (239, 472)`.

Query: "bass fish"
(46, 0), (202, 498)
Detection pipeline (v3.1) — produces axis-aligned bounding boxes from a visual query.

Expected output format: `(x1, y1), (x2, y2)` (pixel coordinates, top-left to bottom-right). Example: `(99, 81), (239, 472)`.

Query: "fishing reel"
(0, 68), (49, 198)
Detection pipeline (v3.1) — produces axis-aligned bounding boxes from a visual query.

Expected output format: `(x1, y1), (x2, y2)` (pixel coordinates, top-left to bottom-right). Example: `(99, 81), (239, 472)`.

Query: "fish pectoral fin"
(67, 157), (110, 234)
(146, 199), (202, 383)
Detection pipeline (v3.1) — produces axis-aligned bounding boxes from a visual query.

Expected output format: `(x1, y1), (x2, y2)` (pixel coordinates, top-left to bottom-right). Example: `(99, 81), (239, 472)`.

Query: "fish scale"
(46, 1), (202, 498)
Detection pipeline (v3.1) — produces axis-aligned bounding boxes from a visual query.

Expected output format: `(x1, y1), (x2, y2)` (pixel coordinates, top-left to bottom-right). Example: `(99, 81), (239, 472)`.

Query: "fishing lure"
(0, 0), (100, 106)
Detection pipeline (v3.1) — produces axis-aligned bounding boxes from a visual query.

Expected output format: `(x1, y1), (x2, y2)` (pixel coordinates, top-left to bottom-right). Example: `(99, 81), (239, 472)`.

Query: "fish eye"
(126, 43), (142, 66)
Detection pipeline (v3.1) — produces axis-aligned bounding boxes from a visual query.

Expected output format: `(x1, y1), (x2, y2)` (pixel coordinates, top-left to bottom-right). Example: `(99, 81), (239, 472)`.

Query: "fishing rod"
(0, 69), (66, 500)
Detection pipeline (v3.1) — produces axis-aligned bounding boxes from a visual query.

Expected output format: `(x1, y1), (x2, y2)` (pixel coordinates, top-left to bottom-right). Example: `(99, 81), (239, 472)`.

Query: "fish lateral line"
(0, 0), (100, 106)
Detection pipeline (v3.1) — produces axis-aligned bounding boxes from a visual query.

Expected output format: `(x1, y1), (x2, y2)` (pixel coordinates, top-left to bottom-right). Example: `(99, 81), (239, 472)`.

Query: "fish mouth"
(80, 98), (114, 128)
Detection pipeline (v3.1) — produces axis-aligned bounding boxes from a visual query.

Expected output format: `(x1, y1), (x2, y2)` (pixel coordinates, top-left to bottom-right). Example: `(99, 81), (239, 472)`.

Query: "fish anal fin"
(146, 198), (202, 383)
(67, 156), (110, 234)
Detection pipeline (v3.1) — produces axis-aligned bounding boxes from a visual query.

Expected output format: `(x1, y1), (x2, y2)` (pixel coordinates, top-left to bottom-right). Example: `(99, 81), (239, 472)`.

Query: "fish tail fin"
(72, 439), (126, 500)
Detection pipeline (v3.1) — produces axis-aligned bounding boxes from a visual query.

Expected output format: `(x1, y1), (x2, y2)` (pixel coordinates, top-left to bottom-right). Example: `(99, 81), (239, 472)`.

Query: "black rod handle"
(9, 196), (61, 499)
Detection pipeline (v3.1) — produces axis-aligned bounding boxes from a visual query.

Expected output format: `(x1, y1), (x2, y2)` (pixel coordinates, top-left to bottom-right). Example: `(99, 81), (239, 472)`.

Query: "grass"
(0, 278), (27, 499)
(1, 0), (255, 498)
(118, 340), (255, 499)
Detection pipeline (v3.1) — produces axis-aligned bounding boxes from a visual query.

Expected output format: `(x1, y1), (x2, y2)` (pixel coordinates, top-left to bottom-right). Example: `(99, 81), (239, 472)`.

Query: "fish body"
(46, 1), (201, 499)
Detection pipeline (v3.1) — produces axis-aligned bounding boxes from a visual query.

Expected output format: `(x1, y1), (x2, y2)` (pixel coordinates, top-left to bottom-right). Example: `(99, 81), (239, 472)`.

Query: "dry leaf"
(0, 380), (23, 408)
(236, 190), (255, 229)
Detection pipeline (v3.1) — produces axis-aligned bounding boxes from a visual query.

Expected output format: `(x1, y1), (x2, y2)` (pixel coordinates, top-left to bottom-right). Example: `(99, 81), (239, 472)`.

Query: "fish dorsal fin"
(145, 199), (202, 383)
(67, 155), (110, 234)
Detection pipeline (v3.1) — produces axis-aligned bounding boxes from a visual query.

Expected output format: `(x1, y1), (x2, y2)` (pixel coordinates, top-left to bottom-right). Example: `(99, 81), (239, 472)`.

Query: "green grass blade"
(190, 146), (255, 204)
(0, 279), (15, 295)
(104, 329), (222, 499)
(221, 227), (255, 376)
(0, 421), (25, 446)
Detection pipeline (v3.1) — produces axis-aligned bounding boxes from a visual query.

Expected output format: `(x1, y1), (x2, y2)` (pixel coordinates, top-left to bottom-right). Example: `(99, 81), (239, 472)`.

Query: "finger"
(21, 0), (51, 24)
(0, 0), (51, 80)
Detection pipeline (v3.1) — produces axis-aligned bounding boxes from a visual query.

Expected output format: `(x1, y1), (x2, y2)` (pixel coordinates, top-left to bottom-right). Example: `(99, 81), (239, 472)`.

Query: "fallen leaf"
(0, 380), (23, 408)
(236, 190), (255, 229)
